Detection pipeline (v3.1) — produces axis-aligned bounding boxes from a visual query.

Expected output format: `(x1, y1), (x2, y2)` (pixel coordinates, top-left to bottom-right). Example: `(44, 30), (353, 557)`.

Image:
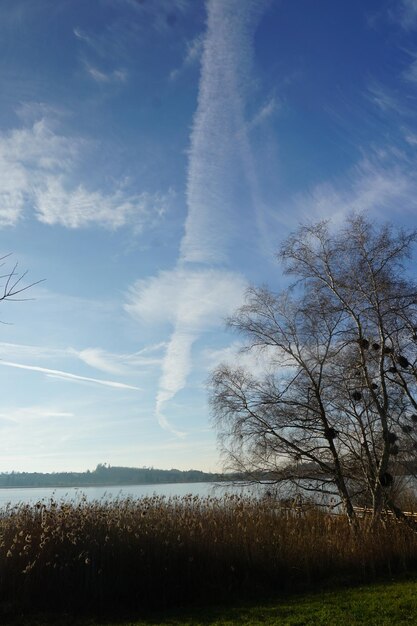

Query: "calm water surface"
(0, 482), (255, 508)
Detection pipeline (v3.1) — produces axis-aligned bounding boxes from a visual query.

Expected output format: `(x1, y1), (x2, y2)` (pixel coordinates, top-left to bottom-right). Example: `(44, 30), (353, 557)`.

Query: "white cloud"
(5, 119), (80, 168)
(84, 63), (128, 84)
(0, 167), (26, 226)
(126, 0), (269, 434)
(126, 267), (246, 330)
(404, 130), (417, 145)
(396, 0), (417, 29)
(0, 406), (74, 425)
(247, 96), (280, 131)
(0, 341), (162, 375)
(76, 346), (162, 374)
(203, 341), (284, 378)
(74, 26), (95, 46)
(0, 118), (82, 226)
(126, 267), (247, 433)
(0, 116), (172, 230)
(34, 178), (171, 231)
(0, 360), (141, 390)
(15, 102), (68, 124)
(77, 348), (129, 375)
(133, 342), (167, 355)
(169, 34), (204, 81)
(403, 55), (417, 84)
(73, 25), (112, 59)
(155, 329), (196, 436)
(367, 83), (405, 115)
(0, 341), (65, 361)
(285, 156), (417, 228)
(180, 0), (269, 264)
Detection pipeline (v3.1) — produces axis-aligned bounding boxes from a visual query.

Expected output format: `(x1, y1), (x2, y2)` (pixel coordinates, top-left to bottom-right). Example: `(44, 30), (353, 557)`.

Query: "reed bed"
(0, 493), (417, 615)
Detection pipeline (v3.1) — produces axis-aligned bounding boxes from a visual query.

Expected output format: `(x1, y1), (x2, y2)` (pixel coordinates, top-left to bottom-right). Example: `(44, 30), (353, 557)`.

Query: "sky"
(0, 0), (417, 473)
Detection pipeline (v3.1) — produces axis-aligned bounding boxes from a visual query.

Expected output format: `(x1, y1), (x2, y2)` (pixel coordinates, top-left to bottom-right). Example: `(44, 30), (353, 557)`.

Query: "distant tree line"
(0, 464), (224, 488)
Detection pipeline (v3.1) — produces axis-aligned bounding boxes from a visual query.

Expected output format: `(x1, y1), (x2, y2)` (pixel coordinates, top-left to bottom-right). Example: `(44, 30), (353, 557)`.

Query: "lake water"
(0, 481), (255, 509)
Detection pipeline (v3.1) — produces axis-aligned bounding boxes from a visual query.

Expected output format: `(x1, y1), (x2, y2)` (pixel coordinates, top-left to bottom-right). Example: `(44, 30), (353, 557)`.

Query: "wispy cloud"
(73, 0), (191, 71)
(0, 115), (173, 230)
(84, 63), (128, 84)
(73, 25), (113, 59)
(126, 0), (269, 435)
(203, 341), (286, 379)
(247, 95), (280, 131)
(0, 118), (81, 226)
(0, 342), (65, 361)
(402, 53), (417, 84)
(403, 129), (417, 145)
(126, 267), (247, 433)
(75, 346), (162, 374)
(74, 26), (93, 44)
(284, 152), (417, 229)
(367, 83), (406, 115)
(154, 329), (196, 436)
(180, 0), (269, 264)
(35, 179), (172, 231)
(0, 360), (141, 390)
(126, 267), (246, 329)
(393, 0), (417, 29)
(0, 341), (162, 374)
(0, 405), (74, 425)
(76, 348), (131, 375)
(130, 0), (270, 433)
(169, 34), (204, 81)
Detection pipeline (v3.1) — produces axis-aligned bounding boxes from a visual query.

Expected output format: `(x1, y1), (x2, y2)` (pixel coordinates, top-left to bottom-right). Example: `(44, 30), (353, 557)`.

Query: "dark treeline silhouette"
(0, 464), (225, 488)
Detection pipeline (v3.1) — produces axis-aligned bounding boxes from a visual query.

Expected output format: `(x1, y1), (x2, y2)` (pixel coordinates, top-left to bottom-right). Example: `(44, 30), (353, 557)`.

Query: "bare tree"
(210, 215), (417, 525)
(0, 254), (43, 319)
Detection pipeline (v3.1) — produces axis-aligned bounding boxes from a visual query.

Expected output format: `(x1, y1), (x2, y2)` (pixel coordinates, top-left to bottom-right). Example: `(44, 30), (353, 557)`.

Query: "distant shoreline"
(0, 479), (223, 490)
(0, 464), (239, 489)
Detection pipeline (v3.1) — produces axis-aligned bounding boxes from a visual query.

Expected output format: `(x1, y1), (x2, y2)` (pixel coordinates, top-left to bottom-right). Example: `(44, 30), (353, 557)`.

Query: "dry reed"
(0, 494), (416, 615)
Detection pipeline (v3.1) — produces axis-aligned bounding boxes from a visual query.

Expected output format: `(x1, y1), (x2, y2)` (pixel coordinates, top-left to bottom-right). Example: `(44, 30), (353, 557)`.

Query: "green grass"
(5, 579), (417, 625)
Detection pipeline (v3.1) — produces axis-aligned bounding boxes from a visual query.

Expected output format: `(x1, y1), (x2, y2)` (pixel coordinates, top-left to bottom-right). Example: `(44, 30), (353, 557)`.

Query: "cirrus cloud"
(0, 115), (172, 231)
(126, 266), (247, 434)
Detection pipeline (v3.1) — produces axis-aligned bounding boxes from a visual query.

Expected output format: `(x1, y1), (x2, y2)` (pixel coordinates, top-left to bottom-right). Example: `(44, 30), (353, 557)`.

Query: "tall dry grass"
(0, 494), (416, 615)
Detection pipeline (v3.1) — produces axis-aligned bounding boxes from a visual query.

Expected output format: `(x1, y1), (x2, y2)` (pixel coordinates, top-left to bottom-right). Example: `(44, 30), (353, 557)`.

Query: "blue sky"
(1, 0), (417, 472)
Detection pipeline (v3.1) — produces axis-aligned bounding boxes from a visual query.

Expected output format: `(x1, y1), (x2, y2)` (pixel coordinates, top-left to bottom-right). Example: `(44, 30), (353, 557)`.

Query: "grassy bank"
(1, 494), (417, 617)
(4, 579), (417, 625)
